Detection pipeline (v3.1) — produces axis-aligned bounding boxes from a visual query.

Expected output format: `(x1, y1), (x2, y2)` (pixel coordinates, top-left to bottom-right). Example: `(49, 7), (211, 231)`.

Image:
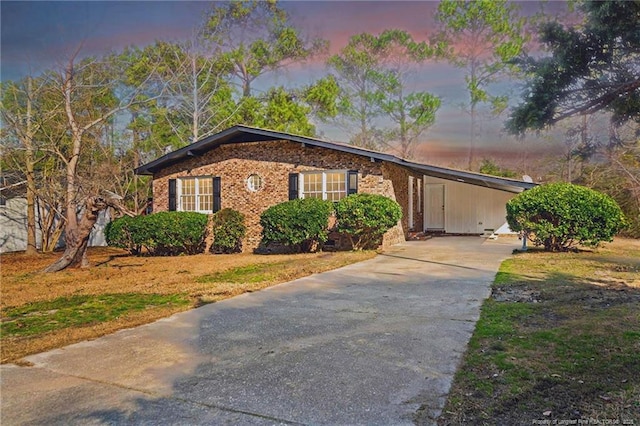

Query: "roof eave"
(135, 126), (538, 193)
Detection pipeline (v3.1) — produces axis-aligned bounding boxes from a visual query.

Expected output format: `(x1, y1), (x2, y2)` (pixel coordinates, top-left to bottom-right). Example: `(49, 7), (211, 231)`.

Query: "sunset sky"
(1, 1), (571, 165)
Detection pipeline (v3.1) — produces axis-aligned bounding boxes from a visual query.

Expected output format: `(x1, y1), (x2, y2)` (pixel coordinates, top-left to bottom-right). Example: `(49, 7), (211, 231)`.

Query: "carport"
(400, 161), (534, 235)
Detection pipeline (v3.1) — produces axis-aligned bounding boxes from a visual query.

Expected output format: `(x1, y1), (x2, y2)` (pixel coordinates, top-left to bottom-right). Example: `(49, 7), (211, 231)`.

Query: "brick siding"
(152, 140), (424, 252)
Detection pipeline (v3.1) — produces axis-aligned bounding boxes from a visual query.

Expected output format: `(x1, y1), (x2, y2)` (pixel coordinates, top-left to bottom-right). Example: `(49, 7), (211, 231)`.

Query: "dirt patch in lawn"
(1, 247), (375, 363)
(432, 238), (640, 425)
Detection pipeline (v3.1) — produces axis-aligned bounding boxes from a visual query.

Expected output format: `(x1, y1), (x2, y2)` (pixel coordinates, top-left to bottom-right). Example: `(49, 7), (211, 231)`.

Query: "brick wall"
(381, 163), (426, 237)
(152, 140), (423, 251)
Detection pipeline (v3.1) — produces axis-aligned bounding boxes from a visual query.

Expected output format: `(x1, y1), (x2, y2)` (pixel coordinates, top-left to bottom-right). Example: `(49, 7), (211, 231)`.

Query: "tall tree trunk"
(359, 85), (369, 148)
(24, 76), (38, 255)
(467, 59), (478, 170)
(468, 100), (477, 170)
(239, 61), (251, 98)
(39, 201), (65, 252)
(44, 197), (107, 272)
(61, 57), (85, 262)
(25, 153), (38, 254)
(191, 55), (199, 142)
(399, 89), (408, 158)
(133, 146), (140, 213)
(64, 136), (82, 248)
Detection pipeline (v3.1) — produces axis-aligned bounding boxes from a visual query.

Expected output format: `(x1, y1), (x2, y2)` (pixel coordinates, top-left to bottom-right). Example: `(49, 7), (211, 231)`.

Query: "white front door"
(425, 183), (445, 230)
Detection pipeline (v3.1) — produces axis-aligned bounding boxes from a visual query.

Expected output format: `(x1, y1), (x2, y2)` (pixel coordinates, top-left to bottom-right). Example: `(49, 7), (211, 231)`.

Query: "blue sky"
(1, 1), (570, 163)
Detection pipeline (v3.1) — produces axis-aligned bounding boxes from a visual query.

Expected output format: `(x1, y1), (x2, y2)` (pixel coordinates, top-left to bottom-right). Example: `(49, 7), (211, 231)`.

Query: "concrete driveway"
(1, 237), (517, 425)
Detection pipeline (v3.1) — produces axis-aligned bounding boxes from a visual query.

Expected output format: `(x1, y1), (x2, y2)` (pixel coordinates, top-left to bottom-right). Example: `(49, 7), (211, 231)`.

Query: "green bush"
(479, 159), (518, 178)
(105, 216), (141, 255)
(211, 208), (246, 254)
(260, 198), (334, 252)
(506, 183), (627, 251)
(335, 194), (402, 250)
(105, 212), (208, 256)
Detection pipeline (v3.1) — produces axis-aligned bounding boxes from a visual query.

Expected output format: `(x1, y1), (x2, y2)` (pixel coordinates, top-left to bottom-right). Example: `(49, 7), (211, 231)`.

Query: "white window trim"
(299, 170), (348, 201)
(178, 176), (212, 213)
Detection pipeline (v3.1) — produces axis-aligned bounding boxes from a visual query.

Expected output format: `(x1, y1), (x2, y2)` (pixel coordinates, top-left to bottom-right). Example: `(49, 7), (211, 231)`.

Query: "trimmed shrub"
(260, 198), (334, 252)
(105, 216), (141, 255)
(506, 183), (627, 251)
(105, 211), (208, 256)
(335, 194), (402, 250)
(150, 212), (208, 255)
(211, 208), (246, 254)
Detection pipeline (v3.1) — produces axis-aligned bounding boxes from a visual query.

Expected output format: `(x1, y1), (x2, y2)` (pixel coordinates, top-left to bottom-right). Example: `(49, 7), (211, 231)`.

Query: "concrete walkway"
(1, 237), (517, 425)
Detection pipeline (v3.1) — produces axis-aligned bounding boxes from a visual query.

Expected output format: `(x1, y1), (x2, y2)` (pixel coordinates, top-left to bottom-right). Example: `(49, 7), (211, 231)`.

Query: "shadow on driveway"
(1, 237), (518, 426)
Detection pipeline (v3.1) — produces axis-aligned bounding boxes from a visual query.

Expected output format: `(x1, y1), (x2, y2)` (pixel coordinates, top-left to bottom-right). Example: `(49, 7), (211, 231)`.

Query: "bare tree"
(1, 75), (57, 254)
(44, 47), (160, 271)
(142, 39), (237, 146)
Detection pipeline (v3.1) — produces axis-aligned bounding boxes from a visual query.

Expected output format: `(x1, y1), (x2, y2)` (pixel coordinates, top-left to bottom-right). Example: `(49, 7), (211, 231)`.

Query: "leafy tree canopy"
(203, 0), (327, 97)
(434, 0), (527, 167)
(327, 30), (440, 155)
(508, 0), (640, 134)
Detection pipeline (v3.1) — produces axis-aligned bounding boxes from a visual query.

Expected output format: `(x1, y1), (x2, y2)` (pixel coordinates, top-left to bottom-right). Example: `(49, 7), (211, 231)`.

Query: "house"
(135, 125), (536, 251)
(0, 178), (110, 253)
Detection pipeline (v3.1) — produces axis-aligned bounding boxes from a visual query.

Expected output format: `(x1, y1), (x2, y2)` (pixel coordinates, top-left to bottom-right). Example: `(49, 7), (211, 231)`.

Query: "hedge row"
(106, 194), (402, 256)
(260, 194), (402, 252)
(105, 211), (209, 256)
(106, 184), (627, 256)
(105, 209), (246, 256)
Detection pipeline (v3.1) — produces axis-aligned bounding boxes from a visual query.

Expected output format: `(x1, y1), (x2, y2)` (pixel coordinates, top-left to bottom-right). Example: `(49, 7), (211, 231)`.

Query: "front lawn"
(435, 238), (640, 425)
(1, 248), (375, 363)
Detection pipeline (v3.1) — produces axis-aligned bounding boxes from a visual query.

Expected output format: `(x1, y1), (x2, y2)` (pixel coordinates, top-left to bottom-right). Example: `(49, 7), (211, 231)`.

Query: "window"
(180, 178), (196, 211)
(325, 172), (347, 202)
(302, 172), (324, 199)
(300, 170), (350, 202)
(246, 174), (263, 192)
(176, 177), (214, 213)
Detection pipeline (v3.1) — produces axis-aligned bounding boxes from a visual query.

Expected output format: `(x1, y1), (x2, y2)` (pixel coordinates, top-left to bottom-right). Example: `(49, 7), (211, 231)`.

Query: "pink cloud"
(288, 1), (437, 53)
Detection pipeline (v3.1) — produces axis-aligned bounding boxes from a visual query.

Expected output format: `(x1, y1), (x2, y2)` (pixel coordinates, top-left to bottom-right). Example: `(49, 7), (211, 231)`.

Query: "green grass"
(1, 293), (190, 337)
(473, 300), (536, 339)
(196, 261), (289, 284)
(436, 244), (640, 425)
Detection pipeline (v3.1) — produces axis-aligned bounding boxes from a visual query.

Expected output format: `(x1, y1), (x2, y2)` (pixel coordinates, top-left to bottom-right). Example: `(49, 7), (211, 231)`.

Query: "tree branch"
(551, 79), (640, 124)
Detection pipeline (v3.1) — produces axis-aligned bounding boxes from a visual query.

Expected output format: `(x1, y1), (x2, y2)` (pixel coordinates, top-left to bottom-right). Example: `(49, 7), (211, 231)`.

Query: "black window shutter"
(347, 170), (358, 195)
(289, 173), (299, 200)
(168, 179), (177, 211)
(213, 177), (221, 212)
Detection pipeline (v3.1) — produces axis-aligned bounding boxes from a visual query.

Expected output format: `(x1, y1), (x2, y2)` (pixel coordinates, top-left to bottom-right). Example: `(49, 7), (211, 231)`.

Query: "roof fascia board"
(135, 126), (536, 193)
(401, 162), (534, 193)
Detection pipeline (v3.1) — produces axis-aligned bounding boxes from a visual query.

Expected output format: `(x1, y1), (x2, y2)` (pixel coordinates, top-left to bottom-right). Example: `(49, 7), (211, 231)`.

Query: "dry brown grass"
(1, 247), (375, 363)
